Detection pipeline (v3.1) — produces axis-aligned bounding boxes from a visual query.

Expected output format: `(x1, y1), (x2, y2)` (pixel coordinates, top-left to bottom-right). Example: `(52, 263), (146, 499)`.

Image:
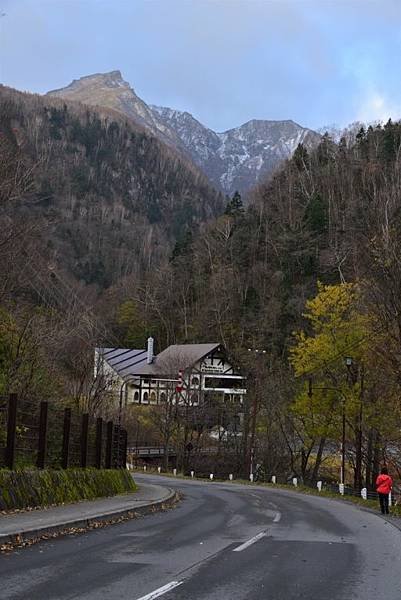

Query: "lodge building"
(95, 339), (246, 407)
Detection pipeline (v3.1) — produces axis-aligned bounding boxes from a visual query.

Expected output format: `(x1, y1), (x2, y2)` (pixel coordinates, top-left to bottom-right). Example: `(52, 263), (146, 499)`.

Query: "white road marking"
(273, 511), (281, 523)
(136, 581), (183, 600)
(233, 531), (267, 552)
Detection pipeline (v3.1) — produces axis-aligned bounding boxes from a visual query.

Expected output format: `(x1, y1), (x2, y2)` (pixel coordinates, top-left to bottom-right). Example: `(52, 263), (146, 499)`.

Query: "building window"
(160, 392), (167, 403)
(190, 392), (199, 405)
(143, 392), (149, 404)
(134, 391), (139, 403)
(150, 391), (157, 404)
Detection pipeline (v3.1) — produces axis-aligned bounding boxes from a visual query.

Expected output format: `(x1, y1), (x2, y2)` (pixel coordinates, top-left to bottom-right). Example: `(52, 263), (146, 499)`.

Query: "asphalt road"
(1, 474), (401, 600)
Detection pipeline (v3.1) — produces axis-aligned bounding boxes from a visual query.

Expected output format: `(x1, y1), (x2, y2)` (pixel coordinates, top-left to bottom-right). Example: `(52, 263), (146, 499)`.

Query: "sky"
(0, 0), (400, 132)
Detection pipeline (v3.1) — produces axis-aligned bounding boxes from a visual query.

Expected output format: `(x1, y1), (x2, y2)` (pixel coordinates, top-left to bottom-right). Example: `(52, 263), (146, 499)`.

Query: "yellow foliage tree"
(289, 282), (372, 484)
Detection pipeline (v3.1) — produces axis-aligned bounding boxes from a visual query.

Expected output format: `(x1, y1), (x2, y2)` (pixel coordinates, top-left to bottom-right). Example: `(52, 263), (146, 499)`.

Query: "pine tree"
(225, 191), (244, 217)
(293, 143), (310, 171)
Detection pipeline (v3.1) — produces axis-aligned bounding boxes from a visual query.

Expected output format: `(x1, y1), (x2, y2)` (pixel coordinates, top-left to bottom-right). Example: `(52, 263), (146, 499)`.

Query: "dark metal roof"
(133, 343), (221, 376)
(97, 347), (148, 377)
(97, 343), (222, 378)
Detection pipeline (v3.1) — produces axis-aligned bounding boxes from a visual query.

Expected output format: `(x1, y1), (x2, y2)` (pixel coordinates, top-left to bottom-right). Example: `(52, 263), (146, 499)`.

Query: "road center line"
(136, 581), (183, 600)
(233, 531), (267, 552)
(273, 511), (281, 523)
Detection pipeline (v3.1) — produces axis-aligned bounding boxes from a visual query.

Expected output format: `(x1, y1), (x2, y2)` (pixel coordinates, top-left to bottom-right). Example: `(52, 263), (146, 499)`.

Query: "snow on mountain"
(48, 71), (320, 196)
(152, 109), (321, 195)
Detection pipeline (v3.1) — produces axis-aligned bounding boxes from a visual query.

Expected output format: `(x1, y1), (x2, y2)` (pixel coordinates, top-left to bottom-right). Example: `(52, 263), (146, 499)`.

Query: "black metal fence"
(0, 394), (127, 470)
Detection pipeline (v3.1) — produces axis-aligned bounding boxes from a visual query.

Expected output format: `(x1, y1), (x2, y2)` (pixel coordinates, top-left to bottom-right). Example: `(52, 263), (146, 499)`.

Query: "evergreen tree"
(304, 193), (328, 233)
(225, 191), (244, 217)
(293, 143), (310, 171)
(171, 229), (194, 261)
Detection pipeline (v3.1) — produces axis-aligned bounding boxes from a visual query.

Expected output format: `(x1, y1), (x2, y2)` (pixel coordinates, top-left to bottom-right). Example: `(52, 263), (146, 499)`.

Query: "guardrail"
(129, 446), (176, 457)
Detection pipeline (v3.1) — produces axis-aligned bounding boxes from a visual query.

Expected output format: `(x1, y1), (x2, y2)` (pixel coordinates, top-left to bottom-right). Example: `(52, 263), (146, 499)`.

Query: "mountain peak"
(47, 71), (183, 149)
(48, 70), (129, 95)
(88, 70), (128, 88)
(47, 72), (320, 195)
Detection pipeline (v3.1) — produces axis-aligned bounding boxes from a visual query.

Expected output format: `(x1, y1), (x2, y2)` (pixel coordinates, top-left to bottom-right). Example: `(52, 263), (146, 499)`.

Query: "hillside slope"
(0, 85), (223, 289)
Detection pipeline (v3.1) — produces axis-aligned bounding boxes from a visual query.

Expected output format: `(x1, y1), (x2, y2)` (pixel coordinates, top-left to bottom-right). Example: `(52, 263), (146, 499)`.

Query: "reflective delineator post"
(292, 477), (298, 487)
(317, 481), (322, 492)
(250, 474), (254, 483)
(173, 468), (177, 476)
(271, 475), (276, 484)
(158, 466), (161, 473)
(229, 474), (233, 481)
(191, 470), (194, 478)
(389, 492), (392, 507)
(339, 483), (345, 495)
(143, 465), (147, 472)
(210, 473), (214, 480)
(361, 487), (367, 500)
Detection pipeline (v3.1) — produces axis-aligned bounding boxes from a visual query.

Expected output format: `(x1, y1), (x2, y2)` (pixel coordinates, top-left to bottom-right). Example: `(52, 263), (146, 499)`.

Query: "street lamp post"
(343, 357), (354, 486)
(345, 356), (364, 490)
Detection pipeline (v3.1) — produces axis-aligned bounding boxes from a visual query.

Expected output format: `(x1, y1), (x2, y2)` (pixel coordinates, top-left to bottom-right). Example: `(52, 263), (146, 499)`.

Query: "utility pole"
(341, 397), (346, 486)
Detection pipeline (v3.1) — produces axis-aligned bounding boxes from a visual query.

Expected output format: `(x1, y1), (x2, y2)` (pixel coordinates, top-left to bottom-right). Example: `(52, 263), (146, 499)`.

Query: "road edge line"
(136, 580), (183, 600)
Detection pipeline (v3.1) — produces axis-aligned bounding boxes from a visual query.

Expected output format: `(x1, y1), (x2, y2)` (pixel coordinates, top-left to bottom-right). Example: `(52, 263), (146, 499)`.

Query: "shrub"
(0, 468), (136, 510)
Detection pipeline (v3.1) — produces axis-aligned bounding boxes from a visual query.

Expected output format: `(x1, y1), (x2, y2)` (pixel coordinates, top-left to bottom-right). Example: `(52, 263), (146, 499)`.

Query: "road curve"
(1, 473), (401, 600)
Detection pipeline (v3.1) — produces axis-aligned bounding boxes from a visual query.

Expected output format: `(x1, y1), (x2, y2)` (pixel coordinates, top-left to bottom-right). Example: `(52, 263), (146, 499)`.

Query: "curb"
(0, 488), (179, 548)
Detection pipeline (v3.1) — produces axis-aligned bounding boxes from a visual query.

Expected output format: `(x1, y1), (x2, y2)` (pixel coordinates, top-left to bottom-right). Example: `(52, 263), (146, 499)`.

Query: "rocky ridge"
(48, 71), (320, 195)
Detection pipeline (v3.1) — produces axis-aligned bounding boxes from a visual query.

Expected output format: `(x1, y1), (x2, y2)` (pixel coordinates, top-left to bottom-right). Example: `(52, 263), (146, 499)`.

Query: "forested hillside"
(115, 121), (401, 484)
(0, 85), (223, 287)
(131, 123), (401, 351)
(2, 81), (401, 484)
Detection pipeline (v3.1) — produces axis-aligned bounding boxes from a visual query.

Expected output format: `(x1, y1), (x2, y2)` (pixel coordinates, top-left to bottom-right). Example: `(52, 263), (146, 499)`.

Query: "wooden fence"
(0, 394), (127, 470)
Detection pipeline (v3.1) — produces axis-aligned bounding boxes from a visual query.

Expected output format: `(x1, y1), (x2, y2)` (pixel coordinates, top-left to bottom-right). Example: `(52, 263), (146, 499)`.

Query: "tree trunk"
(310, 437), (326, 483)
(365, 428), (374, 490)
(372, 430), (381, 490)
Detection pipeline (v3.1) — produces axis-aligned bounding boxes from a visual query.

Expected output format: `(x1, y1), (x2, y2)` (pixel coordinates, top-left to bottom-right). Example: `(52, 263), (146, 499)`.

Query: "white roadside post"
(339, 483), (345, 495)
(271, 475), (276, 484)
(389, 492), (392, 507)
(190, 470), (194, 478)
(210, 473), (214, 480)
(158, 466), (161, 473)
(292, 477), (298, 487)
(317, 481), (322, 492)
(173, 468), (177, 476)
(143, 465), (147, 472)
(229, 474), (233, 481)
(250, 474), (254, 483)
(361, 487), (367, 500)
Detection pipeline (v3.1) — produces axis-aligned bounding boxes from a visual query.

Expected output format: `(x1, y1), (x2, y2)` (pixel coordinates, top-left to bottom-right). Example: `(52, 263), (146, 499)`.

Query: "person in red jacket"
(376, 466), (393, 515)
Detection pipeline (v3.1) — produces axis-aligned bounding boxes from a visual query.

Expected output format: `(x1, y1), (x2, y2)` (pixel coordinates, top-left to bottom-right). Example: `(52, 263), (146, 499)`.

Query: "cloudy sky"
(1, 0), (400, 132)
